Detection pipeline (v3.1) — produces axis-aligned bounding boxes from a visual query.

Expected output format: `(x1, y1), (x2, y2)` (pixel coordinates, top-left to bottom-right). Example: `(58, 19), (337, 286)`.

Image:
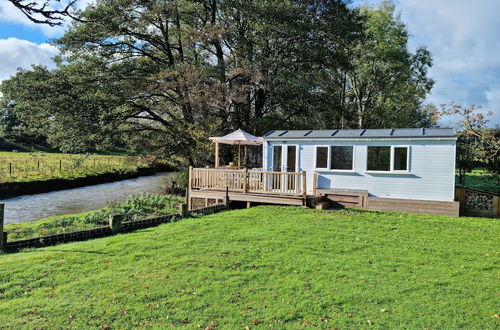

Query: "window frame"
(330, 145), (355, 171)
(314, 145), (356, 172)
(366, 145), (410, 174)
(314, 145), (330, 171)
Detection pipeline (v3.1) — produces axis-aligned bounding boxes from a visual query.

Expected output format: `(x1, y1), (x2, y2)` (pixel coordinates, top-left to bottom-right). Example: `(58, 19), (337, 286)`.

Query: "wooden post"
(59, 159), (62, 171)
(8, 163), (11, 175)
(223, 187), (230, 209)
(246, 201), (251, 209)
(0, 203), (4, 251)
(37, 160), (40, 170)
(312, 172), (318, 196)
(179, 203), (189, 218)
(188, 166), (193, 210)
(243, 168), (248, 193)
(215, 142), (220, 168)
(109, 214), (123, 233)
(302, 171), (307, 206)
(238, 142), (241, 168)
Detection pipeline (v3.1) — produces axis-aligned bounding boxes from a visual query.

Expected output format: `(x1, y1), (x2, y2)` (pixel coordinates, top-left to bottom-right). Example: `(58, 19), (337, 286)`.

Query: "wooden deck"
(188, 167), (307, 209)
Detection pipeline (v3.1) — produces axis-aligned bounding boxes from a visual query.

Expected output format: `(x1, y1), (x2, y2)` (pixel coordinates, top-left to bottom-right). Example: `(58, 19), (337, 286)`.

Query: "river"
(0, 172), (174, 225)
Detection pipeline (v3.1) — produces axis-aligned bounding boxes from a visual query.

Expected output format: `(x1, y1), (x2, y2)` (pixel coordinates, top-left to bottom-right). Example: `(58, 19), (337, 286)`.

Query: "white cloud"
(394, 0), (500, 127)
(0, 37), (58, 81)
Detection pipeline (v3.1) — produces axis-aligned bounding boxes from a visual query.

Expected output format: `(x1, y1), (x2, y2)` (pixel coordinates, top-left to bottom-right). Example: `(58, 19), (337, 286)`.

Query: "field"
(0, 206), (497, 328)
(458, 168), (500, 194)
(0, 151), (149, 183)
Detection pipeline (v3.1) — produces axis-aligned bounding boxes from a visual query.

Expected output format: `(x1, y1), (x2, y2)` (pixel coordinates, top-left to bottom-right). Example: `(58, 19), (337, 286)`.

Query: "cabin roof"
(263, 128), (456, 140)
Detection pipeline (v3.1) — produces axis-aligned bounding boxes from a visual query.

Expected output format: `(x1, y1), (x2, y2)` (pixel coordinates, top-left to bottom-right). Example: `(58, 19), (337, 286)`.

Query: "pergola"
(209, 129), (263, 168)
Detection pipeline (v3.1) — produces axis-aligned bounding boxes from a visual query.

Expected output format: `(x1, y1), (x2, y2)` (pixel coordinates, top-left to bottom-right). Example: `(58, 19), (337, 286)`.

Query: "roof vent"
(331, 129), (339, 136)
(421, 128), (426, 136)
(304, 130), (313, 137)
(360, 129), (366, 136)
(279, 130), (288, 137)
(264, 130), (275, 137)
(390, 128), (395, 136)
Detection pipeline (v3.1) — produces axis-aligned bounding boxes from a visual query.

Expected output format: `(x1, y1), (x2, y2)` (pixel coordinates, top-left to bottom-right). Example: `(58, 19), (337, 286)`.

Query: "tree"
(437, 103), (499, 185)
(1, 0), (436, 165)
(7, 0), (79, 26)
(2, 0), (361, 164)
(344, 1), (434, 128)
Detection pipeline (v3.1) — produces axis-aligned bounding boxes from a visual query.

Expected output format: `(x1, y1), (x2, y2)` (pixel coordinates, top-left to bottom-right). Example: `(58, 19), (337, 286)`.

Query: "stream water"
(0, 172), (174, 225)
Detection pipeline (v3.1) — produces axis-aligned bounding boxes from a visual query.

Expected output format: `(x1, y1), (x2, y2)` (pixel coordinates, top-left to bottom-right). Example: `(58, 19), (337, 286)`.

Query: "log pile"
(465, 192), (494, 210)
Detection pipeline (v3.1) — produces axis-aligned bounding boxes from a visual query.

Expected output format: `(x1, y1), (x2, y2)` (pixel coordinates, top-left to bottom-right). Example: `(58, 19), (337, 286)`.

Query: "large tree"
(1, 0), (435, 165)
(344, 1), (434, 128)
(2, 0), (361, 164)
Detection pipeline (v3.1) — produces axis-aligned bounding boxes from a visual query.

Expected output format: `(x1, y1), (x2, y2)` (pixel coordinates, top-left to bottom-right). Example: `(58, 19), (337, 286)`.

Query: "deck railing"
(190, 167), (306, 196)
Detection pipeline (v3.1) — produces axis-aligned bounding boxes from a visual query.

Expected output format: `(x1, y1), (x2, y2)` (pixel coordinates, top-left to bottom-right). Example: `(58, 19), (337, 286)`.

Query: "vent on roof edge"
(264, 130), (275, 137)
(331, 129), (339, 136)
(390, 128), (395, 136)
(304, 130), (313, 137)
(360, 129), (366, 136)
(279, 130), (288, 137)
(422, 128), (426, 136)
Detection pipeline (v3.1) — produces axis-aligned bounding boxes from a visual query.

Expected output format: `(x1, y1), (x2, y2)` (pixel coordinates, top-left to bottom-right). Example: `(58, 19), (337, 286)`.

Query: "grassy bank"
(0, 206), (497, 328)
(0, 151), (150, 183)
(5, 194), (183, 241)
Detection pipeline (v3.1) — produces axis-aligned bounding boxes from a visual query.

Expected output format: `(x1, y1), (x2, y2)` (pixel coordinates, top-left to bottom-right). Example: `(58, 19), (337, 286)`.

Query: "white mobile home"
(262, 128), (457, 212)
(189, 128), (460, 216)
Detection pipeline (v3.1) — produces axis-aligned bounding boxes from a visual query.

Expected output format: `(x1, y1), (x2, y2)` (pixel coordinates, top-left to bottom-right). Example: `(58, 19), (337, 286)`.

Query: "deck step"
(315, 201), (331, 210)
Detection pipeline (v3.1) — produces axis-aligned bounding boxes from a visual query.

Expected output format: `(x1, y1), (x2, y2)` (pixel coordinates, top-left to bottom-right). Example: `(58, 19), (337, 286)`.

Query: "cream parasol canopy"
(209, 129), (263, 168)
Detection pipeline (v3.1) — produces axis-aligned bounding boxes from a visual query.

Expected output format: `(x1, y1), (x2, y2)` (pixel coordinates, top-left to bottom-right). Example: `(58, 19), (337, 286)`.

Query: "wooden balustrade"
(190, 168), (306, 196)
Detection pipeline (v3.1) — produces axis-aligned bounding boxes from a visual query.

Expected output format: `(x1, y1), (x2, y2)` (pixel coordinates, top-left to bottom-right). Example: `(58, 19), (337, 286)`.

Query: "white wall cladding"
(264, 139), (456, 201)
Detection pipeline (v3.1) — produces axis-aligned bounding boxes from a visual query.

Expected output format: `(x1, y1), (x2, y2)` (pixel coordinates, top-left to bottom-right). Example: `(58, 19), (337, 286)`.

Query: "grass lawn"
(0, 151), (149, 183)
(0, 206), (498, 328)
(457, 168), (500, 194)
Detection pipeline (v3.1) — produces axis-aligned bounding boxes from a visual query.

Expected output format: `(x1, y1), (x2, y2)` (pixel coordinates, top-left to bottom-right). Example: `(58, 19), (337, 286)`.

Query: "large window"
(331, 146), (353, 170)
(315, 146), (328, 169)
(367, 146), (409, 172)
(315, 145), (354, 170)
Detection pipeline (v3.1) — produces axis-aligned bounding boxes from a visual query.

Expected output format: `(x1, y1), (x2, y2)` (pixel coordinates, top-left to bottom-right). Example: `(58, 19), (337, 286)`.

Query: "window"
(367, 146), (409, 172)
(367, 146), (391, 171)
(331, 146), (353, 170)
(272, 146), (282, 171)
(394, 147), (408, 171)
(315, 146), (328, 169)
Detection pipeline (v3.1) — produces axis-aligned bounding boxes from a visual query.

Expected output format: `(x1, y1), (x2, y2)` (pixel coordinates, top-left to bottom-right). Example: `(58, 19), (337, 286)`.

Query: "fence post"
(179, 203), (189, 218)
(223, 187), (230, 209)
(188, 166), (193, 210)
(302, 171), (307, 206)
(0, 203), (5, 251)
(243, 168), (248, 193)
(109, 214), (123, 233)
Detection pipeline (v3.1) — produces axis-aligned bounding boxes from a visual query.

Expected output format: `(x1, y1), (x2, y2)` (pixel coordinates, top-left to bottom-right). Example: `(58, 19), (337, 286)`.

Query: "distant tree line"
(1, 0), (435, 165)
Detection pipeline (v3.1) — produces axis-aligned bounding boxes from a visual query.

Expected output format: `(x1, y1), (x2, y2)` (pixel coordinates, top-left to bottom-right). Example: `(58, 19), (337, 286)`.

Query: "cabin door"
(271, 145), (298, 191)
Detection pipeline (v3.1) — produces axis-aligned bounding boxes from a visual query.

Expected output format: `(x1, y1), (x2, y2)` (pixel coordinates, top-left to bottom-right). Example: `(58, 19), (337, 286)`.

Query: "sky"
(0, 0), (499, 127)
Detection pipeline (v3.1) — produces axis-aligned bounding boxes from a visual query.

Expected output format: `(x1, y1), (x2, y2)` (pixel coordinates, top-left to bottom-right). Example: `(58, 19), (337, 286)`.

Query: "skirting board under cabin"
(366, 197), (459, 217)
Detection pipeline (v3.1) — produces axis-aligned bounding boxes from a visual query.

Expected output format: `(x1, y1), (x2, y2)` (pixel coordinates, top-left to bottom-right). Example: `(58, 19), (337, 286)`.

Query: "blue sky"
(0, 0), (499, 127)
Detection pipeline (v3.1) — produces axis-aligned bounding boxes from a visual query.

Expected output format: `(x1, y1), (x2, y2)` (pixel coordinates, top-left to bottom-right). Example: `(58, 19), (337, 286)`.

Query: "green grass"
(0, 151), (149, 183)
(0, 206), (498, 328)
(5, 194), (183, 241)
(457, 168), (500, 194)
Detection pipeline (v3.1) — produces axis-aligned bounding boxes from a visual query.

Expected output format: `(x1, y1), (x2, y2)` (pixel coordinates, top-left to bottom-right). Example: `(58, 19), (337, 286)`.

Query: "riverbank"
(4, 194), (183, 241)
(0, 164), (173, 199)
